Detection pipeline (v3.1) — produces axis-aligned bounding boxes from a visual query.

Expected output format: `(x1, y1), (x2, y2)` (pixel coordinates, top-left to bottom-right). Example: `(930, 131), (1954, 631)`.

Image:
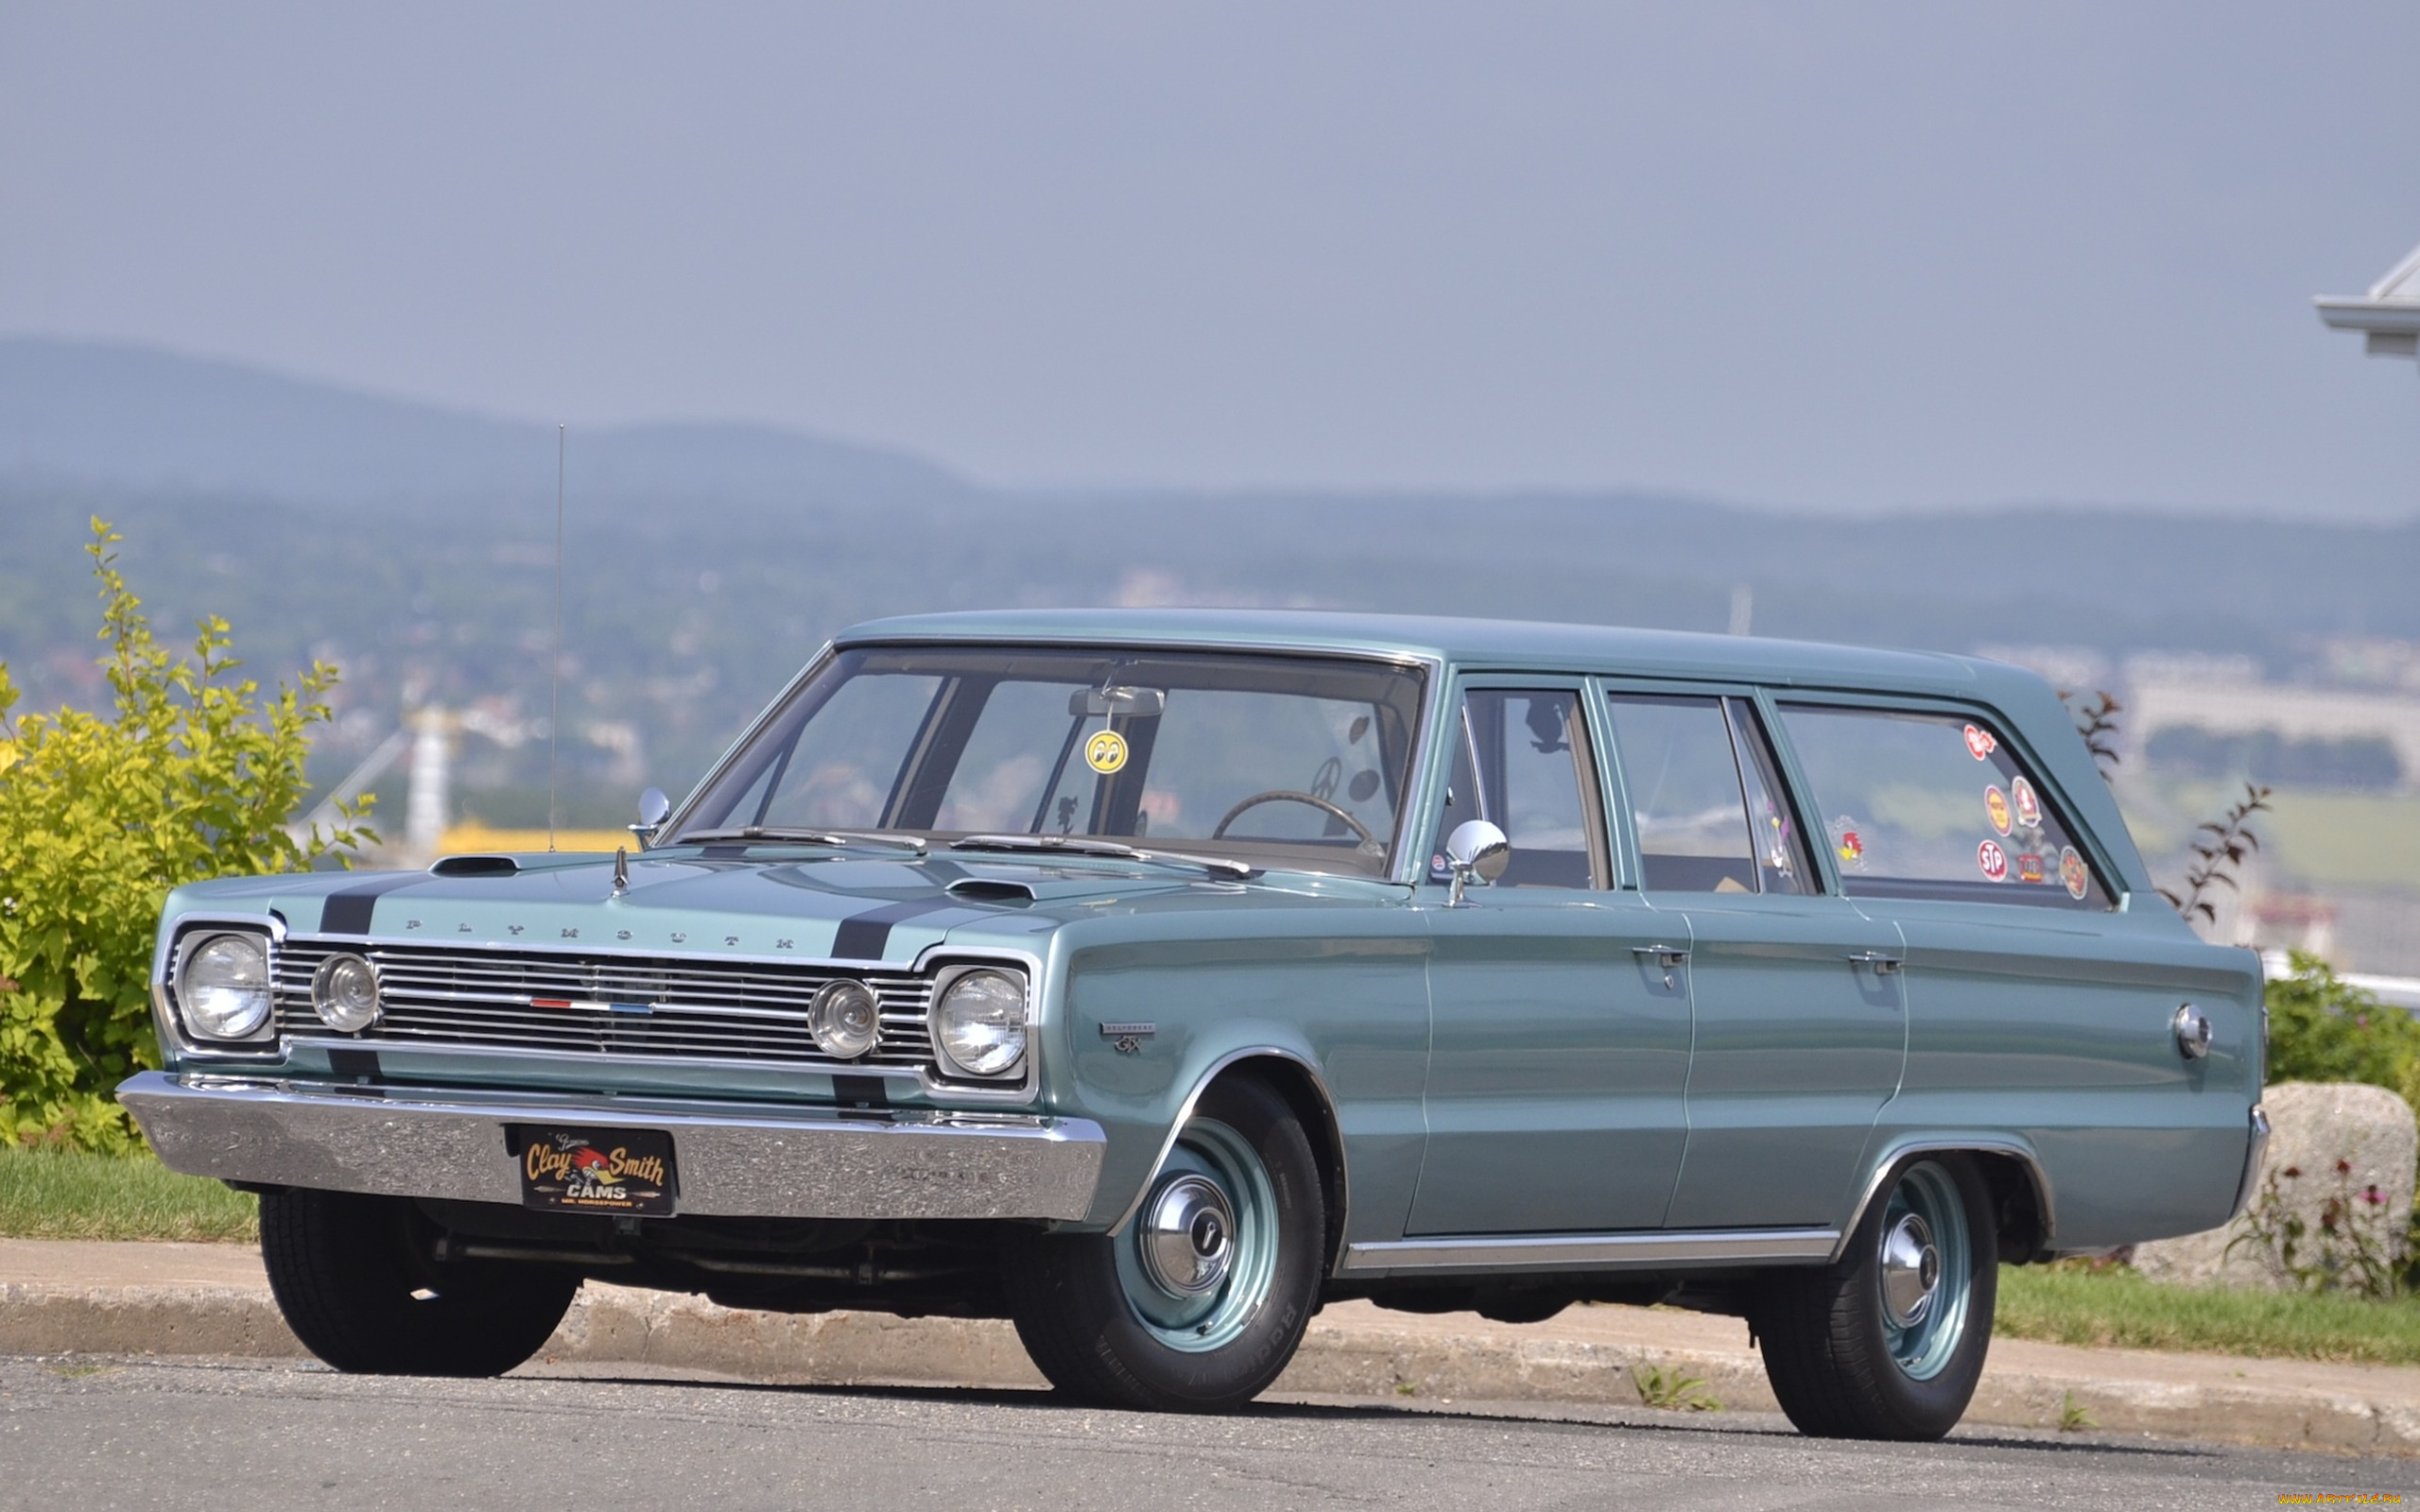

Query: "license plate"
(515, 1125), (677, 1216)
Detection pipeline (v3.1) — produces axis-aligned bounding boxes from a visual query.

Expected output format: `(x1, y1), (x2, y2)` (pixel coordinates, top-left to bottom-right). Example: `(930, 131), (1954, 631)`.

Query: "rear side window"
(1774, 704), (2111, 909)
(1600, 694), (1811, 895)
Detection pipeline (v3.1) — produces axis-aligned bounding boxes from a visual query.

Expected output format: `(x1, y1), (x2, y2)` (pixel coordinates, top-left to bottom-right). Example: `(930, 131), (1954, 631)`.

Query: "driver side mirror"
(631, 786), (671, 847)
(1443, 819), (1511, 907)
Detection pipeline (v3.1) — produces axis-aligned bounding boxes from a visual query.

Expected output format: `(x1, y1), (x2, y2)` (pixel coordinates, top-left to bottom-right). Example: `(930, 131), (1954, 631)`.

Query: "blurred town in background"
(4, 337), (2416, 985)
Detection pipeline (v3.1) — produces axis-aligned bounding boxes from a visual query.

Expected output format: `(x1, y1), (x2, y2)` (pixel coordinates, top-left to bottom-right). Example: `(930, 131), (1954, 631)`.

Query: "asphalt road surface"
(4, 1355), (2414, 1511)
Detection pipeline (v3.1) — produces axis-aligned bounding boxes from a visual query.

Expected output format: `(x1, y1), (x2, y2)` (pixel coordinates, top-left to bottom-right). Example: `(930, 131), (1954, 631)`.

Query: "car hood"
(167, 849), (1406, 968)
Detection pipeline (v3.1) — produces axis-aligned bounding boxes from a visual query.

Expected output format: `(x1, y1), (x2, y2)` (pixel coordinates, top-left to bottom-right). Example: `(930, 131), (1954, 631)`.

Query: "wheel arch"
(1835, 1138), (2056, 1266)
(1108, 1047), (1352, 1276)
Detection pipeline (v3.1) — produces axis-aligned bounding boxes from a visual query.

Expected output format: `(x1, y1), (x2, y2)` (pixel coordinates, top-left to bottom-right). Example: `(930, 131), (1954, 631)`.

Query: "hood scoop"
(429, 854), (520, 878)
(946, 877), (1037, 904)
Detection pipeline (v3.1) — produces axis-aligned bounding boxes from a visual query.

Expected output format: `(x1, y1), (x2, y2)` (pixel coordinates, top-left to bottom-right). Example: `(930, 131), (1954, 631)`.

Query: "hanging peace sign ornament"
(1085, 728), (1129, 774)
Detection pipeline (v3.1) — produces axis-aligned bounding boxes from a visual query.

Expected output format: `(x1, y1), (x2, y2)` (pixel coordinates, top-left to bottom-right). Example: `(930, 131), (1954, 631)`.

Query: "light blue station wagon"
(120, 610), (2266, 1439)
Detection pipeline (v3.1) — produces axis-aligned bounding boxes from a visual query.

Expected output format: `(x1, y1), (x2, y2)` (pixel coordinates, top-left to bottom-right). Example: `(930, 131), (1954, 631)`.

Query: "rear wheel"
(1751, 1154), (1997, 1440)
(260, 1188), (579, 1377)
(1005, 1077), (1324, 1412)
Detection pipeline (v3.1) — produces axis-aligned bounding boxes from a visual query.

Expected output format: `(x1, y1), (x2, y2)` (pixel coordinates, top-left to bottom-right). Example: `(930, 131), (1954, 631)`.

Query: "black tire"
(260, 1188), (580, 1377)
(1005, 1077), (1325, 1412)
(1750, 1154), (1998, 1441)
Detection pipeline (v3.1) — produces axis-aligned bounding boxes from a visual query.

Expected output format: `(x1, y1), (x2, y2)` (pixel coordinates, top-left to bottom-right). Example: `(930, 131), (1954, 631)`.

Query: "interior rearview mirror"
(1069, 686), (1168, 717)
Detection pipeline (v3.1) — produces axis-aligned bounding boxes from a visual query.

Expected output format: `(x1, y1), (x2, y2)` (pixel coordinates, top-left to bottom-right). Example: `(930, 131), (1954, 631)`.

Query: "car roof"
(838, 607), (1990, 696)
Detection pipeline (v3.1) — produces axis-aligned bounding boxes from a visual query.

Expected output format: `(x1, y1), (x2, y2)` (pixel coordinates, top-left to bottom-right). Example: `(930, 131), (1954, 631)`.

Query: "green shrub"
(0, 520), (368, 1150)
(2265, 950), (2420, 1109)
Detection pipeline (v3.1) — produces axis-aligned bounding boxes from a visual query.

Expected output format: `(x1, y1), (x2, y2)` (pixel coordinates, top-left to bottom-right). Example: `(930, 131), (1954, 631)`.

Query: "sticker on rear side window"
(1977, 840), (2008, 882)
(2061, 846), (2090, 899)
(1984, 785), (2012, 835)
(1962, 724), (1996, 761)
(2012, 776), (2041, 831)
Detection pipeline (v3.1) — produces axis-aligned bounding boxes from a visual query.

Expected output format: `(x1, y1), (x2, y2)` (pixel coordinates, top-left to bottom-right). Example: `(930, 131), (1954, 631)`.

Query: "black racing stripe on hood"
(830, 895), (965, 960)
(320, 874), (432, 935)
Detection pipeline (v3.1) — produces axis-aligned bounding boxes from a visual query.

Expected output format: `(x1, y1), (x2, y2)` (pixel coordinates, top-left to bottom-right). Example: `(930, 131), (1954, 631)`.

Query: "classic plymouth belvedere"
(119, 610), (2265, 1439)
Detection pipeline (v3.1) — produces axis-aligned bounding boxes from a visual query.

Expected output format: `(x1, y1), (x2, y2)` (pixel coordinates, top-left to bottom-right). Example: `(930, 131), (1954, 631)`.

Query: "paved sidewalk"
(7, 1238), (2419, 1453)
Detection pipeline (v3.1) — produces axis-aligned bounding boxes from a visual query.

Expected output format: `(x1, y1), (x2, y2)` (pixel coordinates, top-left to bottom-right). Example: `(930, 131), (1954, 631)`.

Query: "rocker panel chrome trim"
(1338, 1228), (1841, 1276)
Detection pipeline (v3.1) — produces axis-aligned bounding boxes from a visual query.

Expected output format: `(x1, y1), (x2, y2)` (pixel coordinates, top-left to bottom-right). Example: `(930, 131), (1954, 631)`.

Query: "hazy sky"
(5, 4), (2419, 517)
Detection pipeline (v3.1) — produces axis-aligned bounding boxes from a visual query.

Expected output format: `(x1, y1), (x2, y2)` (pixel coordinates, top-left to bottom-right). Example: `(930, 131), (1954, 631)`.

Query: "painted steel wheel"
(1751, 1154), (1998, 1441)
(1005, 1076), (1325, 1412)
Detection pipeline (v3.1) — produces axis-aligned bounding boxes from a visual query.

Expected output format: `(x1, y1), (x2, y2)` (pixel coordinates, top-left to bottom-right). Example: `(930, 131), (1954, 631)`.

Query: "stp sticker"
(1984, 785), (2013, 835)
(1977, 839), (2009, 882)
(2016, 852), (2046, 885)
(1084, 729), (1130, 775)
(2012, 776), (2042, 831)
(1962, 724), (1997, 761)
(2060, 846), (2090, 900)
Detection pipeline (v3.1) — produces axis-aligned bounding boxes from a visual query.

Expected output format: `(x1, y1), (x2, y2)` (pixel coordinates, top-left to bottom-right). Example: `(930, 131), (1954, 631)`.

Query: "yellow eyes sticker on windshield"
(1084, 729), (1129, 774)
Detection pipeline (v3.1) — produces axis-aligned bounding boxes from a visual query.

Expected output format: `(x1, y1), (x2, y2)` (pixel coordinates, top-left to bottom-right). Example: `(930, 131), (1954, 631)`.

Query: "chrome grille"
(274, 939), (936, 1070)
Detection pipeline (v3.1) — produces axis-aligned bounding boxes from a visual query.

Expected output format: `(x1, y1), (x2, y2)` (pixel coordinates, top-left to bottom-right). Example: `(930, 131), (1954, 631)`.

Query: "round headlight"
(311, 953), (383, 1034)
(182, 933), (272, 1040)
(934, 969), (1027, 1078)
(809, 979), (881, 1060)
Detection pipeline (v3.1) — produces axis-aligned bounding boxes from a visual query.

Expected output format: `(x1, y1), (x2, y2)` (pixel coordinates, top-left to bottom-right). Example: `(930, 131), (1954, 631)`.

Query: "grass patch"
(0, 1144), (257, 1243)
(1996, 1263), (2420, 1366)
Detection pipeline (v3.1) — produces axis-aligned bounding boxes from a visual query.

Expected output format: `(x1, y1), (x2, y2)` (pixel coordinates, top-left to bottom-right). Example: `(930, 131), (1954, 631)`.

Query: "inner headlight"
(311, 953), (383, 1033)
(809, 979), (881, 1059)
(180, 933), (273, 1041)
(933, 968), (1027, 1078)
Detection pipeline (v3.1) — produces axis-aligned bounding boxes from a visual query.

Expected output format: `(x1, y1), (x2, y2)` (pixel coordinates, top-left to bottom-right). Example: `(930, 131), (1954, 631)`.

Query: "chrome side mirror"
(1443, 819), (1511, 907)
(631, 786), (671, 846)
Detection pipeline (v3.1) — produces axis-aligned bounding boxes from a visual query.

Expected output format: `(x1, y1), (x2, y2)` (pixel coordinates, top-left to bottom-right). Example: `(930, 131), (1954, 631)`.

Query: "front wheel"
(1750, 1154), (1997, 1440)
(1004, 1077), (1324, 1412)
(261, 1188), (580, 1377)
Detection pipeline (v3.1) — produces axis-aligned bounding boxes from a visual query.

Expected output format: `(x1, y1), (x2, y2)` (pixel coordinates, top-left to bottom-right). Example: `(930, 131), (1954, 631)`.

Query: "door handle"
(1846, 951), (1904, 975)
(1633, 946), (1690, 970)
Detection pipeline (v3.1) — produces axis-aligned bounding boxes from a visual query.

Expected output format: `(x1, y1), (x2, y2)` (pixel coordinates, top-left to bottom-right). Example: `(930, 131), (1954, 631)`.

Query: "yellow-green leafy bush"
(0, 521), (367, 1150)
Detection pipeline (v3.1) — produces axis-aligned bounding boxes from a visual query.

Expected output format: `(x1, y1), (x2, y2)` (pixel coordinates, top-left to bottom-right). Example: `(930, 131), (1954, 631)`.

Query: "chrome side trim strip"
(117, 1070), (1103, 1222)
(1338, 1228), (1841, 1276)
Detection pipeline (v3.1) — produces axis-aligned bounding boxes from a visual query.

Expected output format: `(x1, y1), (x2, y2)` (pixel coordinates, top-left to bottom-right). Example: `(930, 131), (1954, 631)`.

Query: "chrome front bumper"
(118, 1071), (1106, 1221)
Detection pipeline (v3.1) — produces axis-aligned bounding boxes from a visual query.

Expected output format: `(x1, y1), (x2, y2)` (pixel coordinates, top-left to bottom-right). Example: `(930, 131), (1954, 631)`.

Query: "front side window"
(1601, 694), (1810, 895)
(1429, 689), (1603, 888)
(677, 646), (1426, 877)
(1774, 703), (2111, 909)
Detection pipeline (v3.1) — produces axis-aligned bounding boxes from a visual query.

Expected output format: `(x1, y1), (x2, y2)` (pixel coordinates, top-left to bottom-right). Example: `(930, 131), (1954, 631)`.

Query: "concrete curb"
(8, 1280), (2419, 1454)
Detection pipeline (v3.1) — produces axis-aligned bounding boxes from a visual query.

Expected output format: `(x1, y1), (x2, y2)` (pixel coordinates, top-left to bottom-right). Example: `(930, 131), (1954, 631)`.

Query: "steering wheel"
(1210, 790), (1377, 848)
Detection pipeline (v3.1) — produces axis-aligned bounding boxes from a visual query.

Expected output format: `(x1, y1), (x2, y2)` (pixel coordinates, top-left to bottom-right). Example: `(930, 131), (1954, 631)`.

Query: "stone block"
(2133, 1080), (2416, 1290)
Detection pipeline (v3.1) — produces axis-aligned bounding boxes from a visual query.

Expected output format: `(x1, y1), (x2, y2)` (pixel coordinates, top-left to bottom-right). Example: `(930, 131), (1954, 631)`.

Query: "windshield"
(674, 645), (1429, 877)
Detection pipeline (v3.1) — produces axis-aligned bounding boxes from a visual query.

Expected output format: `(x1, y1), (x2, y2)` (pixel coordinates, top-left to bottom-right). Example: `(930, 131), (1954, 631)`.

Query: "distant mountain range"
(0, 336), (977, 514)
(4, 335), (2415, 820)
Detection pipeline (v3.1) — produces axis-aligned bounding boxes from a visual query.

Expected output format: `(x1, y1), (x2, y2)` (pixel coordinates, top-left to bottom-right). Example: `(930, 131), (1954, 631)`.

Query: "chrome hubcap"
(1879, 1212), (1940, 1329)
(1138, 1173), (1235, 1297)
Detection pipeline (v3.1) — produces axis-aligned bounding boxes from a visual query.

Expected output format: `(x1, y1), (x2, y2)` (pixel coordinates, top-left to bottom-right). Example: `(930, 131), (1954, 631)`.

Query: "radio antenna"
(548, 424), (564, 852)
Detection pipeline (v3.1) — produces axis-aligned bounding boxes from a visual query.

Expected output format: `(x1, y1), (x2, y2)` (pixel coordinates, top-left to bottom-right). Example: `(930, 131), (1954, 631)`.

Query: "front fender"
(1038, 920), (1430, 1241)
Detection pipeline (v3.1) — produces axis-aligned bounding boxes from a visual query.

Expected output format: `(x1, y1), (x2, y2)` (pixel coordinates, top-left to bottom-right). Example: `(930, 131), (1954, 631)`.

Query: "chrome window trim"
(1833, 1136), (2059, 1263)
(1104, 1045), (1353, 1274)
(154, 912), (285, 1057)
(1340, 1228), (1841, 1276)
(658, 637), (1445, 887)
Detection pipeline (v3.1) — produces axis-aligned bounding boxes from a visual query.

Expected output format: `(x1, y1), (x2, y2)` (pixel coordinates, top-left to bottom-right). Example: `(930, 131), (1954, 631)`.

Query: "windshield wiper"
(679, 826), (927, 856)
(949, 833), (1258, 880)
